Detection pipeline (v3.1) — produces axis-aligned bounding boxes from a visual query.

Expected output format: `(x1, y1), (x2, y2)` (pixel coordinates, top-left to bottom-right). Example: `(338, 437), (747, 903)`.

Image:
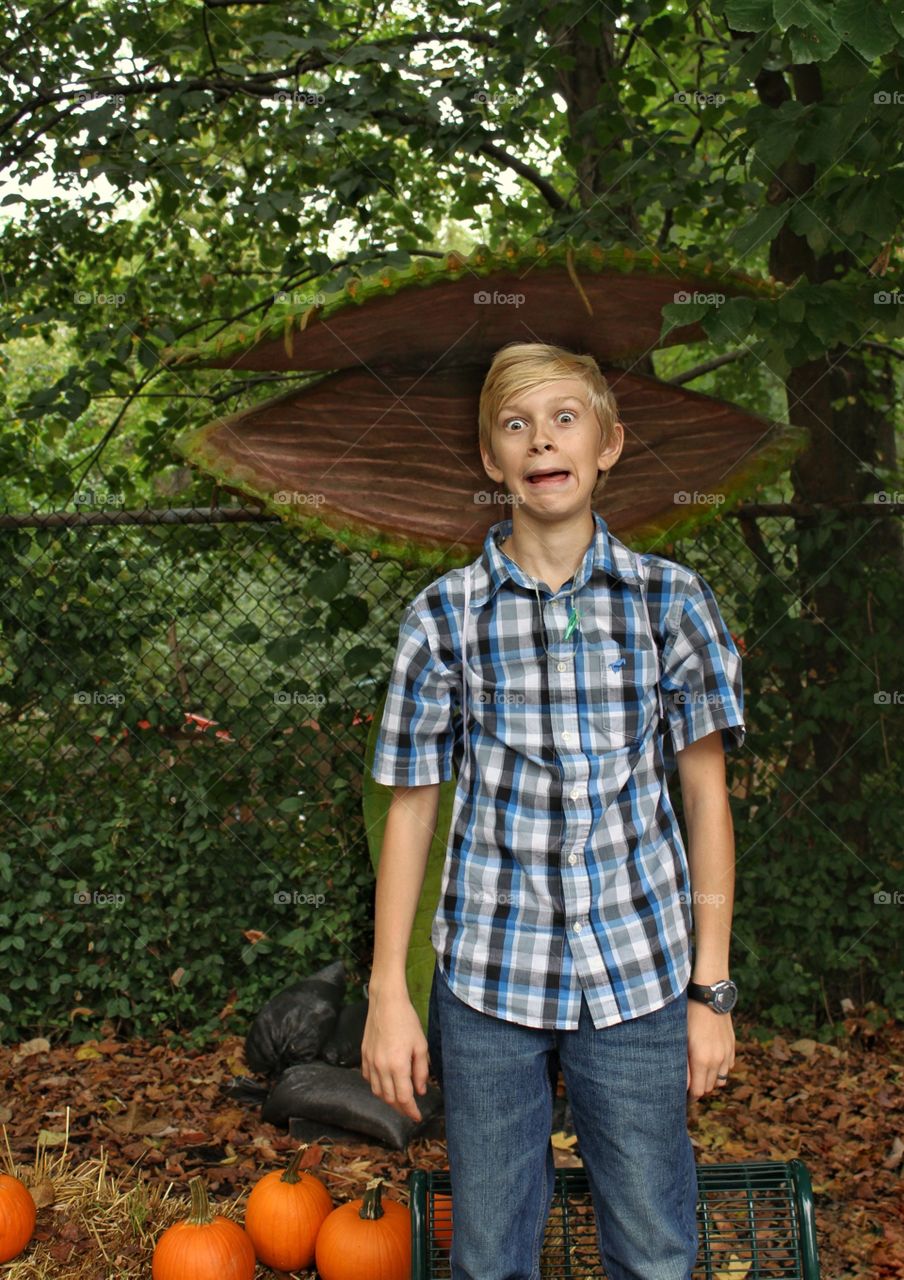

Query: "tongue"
(530, 471), (568, 483)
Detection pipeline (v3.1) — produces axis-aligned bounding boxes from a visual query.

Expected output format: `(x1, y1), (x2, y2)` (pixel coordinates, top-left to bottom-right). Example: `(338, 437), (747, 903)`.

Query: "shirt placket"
(542, 591), (594, 942)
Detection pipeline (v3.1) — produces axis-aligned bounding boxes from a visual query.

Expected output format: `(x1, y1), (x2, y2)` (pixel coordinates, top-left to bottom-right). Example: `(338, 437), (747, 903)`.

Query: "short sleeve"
(659, 570), (746, 759)
(370, 600), (456, 787)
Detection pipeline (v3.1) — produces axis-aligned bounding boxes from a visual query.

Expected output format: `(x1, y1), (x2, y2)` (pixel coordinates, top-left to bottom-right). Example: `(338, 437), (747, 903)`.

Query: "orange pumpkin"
(152, 1175), (255, 1280)
(315, 1176), (411, 1280)
(432, 1191), (453, 1252)
(0, 1173), (36, 1264)
(244, 1145), (332, 1270)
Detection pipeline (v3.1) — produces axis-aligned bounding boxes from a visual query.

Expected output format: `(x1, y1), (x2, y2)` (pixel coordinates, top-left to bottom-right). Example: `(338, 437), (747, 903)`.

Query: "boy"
(362, 341), (746, 1280)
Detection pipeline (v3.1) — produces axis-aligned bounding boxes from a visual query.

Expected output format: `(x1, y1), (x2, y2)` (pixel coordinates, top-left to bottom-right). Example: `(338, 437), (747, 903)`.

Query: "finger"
(412, 1044), (429, 1095)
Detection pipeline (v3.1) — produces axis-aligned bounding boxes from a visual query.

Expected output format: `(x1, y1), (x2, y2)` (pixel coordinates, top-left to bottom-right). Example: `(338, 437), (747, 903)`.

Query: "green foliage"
(0, 518), (423, 1045)
(673, 511), (904, 1032)
(0, 0), (902, 1043)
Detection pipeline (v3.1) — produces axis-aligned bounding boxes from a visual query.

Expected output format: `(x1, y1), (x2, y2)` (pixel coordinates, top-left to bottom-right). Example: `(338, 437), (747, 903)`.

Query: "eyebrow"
(497, 395), (586, 418)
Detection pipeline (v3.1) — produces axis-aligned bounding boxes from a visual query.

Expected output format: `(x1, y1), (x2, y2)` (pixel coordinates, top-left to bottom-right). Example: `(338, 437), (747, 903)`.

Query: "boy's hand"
(686, 1001), (735, 1100)
(360, 988), (430, 1123)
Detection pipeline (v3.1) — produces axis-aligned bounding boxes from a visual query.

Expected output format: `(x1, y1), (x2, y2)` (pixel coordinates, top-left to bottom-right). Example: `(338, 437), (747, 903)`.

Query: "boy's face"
(481, 377), (624, 514)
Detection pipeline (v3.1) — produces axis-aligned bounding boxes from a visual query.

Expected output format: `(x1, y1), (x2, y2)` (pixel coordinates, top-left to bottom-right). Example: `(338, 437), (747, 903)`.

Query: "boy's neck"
(498, 510), (596, 594)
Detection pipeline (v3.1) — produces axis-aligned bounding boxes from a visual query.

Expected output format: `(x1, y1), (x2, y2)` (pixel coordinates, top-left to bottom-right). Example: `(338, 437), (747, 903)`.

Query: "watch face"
(713, 981), (738, 1012)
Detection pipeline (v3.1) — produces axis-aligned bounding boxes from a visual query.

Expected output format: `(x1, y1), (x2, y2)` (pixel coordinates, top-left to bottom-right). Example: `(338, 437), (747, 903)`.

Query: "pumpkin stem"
(186, 1176), (215, 1226)
(359, 1176), (385, 1220)
(280, 1144), (310, 1185)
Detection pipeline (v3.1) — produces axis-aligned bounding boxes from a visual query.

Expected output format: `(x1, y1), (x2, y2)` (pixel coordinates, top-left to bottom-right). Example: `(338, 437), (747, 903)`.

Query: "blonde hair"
(478, 341), (621, 507)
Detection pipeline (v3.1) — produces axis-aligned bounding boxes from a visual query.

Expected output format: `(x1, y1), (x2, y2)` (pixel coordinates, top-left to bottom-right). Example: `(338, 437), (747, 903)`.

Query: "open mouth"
(526, 470), (571, 486)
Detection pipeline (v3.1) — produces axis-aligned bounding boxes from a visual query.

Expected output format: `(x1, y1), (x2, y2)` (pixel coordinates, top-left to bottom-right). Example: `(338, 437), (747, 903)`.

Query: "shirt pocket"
(462, 654), (545, 758)
(582, 637), (659, 751)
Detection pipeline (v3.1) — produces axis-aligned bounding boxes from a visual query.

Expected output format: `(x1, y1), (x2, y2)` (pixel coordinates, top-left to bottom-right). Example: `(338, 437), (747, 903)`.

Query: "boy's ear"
(598, 420), (625, 473)
(481, 445), (505, 484)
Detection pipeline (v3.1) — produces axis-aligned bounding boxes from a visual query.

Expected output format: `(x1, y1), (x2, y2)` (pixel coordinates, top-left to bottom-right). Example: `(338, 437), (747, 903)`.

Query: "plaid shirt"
(370, 511), (746, 1030)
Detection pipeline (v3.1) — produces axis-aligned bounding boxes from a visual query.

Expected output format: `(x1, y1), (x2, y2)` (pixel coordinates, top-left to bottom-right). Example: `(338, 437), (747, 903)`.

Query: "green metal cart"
(409, 1159), (821, 1279)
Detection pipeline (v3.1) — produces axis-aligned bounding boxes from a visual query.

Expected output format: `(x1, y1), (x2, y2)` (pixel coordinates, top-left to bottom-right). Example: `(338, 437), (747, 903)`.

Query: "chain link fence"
(0, 494), (900, 1041)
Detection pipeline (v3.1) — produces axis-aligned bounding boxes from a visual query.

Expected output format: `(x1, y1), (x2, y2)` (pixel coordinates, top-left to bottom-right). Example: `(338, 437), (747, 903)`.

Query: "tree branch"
(667, 349), (750, 384)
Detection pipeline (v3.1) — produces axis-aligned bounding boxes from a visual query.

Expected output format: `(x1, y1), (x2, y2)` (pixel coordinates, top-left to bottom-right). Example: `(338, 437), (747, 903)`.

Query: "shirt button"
(570, 789), (579, 800)
(556, 661), (567, 672)
(562, 731), (571, 741)
(573, 919), (583, 932)
(568, 852), (577, 865)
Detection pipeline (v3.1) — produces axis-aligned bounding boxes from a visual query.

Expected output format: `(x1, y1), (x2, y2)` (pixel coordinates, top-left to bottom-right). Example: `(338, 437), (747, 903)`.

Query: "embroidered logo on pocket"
(609, 657), (626, 673)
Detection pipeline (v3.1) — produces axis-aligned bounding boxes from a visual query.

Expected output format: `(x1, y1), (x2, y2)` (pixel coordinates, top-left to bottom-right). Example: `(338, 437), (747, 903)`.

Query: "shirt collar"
(468, 510), (643, 608)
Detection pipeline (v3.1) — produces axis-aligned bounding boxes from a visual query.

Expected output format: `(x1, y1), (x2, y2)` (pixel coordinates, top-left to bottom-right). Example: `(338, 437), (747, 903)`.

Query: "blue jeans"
(427, 963), (698, 1280)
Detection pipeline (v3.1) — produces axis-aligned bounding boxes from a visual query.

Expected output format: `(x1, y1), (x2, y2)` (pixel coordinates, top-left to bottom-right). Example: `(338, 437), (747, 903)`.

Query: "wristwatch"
(688, 979), (738, 1014)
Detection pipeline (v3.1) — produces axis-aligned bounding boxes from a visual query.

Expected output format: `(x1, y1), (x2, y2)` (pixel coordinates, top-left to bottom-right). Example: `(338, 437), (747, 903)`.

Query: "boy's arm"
(676, 730), (736, 1099)
(361, 781), (441, 1123)
(368, 782), (441, 995)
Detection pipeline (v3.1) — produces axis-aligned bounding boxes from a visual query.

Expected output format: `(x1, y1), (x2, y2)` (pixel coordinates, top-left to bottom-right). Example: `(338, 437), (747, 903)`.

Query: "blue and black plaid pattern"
(371, 511), (746, 1030)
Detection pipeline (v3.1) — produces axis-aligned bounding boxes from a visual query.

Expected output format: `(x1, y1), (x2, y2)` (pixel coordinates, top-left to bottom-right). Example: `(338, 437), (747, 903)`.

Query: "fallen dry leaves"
(0, 1007), (899, 1278)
